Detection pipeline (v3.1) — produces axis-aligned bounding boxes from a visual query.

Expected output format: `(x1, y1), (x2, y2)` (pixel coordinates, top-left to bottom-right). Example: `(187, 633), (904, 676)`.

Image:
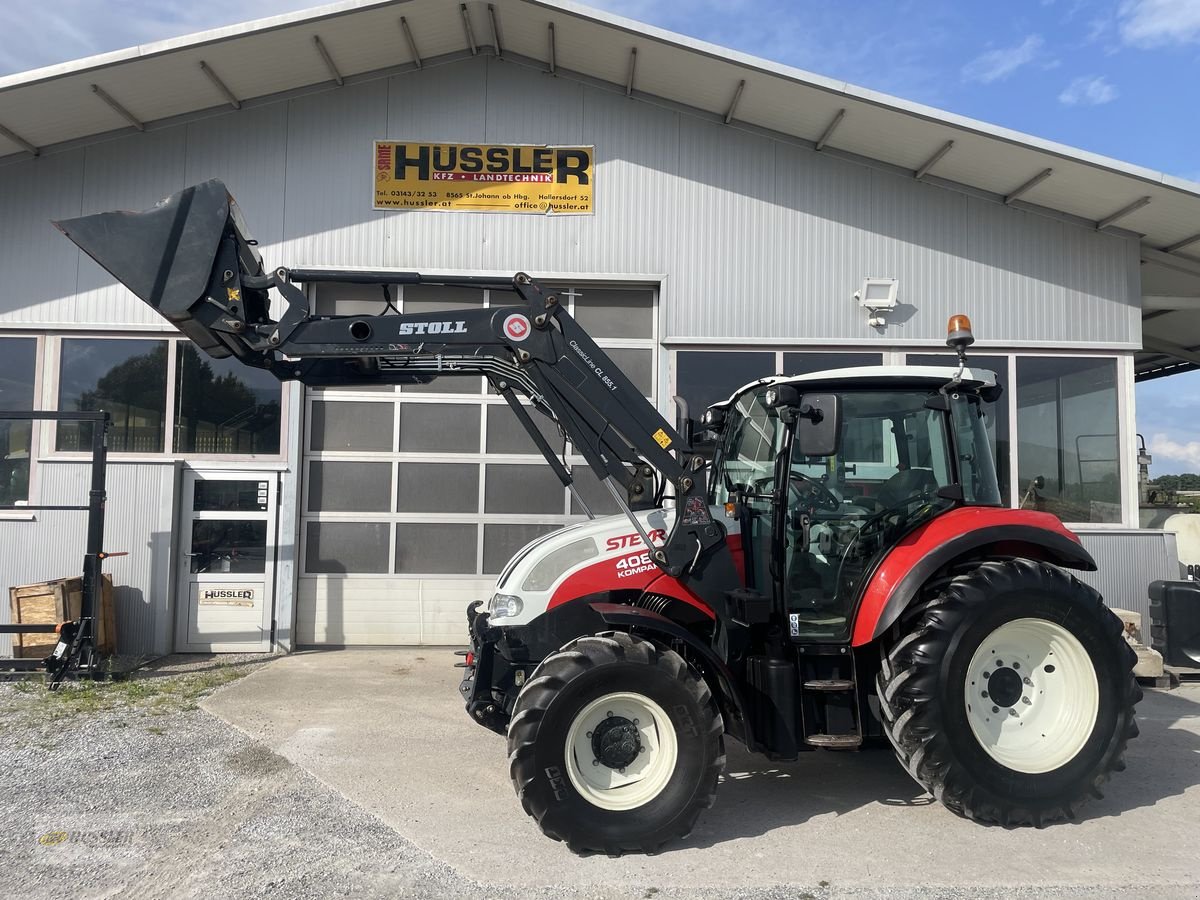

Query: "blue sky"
(3, 0), (1199, 471)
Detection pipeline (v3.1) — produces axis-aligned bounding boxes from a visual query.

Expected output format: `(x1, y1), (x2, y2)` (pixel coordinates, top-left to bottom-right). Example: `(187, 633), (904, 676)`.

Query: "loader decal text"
(374, 141), (594, 214)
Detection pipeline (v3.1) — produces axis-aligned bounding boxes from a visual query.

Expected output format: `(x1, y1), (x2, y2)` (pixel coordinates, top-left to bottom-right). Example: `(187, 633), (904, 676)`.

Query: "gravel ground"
(1, 658), (1193, 900)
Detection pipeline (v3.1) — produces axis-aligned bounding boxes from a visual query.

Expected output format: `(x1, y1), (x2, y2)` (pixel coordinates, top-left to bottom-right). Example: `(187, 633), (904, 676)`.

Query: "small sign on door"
(198, 585), (260, 608)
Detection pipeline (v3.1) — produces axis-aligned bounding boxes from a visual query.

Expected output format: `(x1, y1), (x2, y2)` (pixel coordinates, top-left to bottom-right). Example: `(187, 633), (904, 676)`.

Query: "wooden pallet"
(7, 575), (116, 658)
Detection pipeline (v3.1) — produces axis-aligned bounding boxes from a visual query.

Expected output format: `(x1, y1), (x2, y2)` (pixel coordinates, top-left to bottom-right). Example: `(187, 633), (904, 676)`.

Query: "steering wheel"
(749, 473), (841, 512)
(788, 473), (841, 512)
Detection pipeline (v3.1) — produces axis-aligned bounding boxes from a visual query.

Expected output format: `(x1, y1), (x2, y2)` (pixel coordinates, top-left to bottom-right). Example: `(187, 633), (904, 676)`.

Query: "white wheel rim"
(564, 692), (678, 811)
(964, 617), (1099, 775)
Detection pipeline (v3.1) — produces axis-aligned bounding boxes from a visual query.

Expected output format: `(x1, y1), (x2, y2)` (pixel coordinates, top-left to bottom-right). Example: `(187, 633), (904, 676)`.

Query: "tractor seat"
(876, 467), (938, 508)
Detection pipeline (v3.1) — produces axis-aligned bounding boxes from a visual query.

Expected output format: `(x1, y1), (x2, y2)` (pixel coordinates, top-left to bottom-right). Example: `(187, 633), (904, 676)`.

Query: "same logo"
(503, 314), (532, 342)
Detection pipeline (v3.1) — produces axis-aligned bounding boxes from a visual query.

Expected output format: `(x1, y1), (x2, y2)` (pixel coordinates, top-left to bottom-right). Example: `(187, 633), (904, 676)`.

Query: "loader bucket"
(54, 179), (264, 359)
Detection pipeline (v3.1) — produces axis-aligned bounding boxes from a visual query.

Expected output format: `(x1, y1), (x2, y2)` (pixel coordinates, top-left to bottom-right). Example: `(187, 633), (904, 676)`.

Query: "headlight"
(489, 593), (523, 619)
(521, 538), (599, 592)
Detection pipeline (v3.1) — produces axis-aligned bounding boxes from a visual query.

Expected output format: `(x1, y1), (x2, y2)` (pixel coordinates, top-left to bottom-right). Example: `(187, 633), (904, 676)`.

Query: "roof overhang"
(3, 0), (1200, 365)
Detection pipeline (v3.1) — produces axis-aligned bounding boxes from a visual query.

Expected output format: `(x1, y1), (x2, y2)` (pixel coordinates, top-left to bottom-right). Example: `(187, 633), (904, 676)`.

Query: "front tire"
(507, 632), (724, 854)
(876, 558), (1140, 826)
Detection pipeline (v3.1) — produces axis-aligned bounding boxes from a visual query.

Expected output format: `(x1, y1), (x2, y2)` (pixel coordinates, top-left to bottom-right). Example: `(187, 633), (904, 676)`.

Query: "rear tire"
(876, 558), (1140, 826)
(507, 632), (724, 854)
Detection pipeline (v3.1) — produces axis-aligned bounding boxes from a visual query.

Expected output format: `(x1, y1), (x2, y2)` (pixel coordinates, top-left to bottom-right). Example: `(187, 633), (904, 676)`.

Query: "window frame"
(671, 345), (1136, 529)
(41, 332), (289, 463)
(299, 276), (661, 579)
(0, 332), (44, 517)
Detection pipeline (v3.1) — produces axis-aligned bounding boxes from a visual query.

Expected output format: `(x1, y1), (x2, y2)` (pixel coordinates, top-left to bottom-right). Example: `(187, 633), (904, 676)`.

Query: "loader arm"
(54, 179), (737, 614)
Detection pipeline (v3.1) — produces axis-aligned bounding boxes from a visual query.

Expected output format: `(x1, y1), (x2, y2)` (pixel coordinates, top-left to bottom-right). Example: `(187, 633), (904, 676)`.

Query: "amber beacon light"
(946, 314), (974, 351)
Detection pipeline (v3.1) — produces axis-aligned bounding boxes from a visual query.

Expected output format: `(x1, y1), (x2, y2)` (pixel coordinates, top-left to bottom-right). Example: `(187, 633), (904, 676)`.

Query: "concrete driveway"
(203, 649), (1200, 897)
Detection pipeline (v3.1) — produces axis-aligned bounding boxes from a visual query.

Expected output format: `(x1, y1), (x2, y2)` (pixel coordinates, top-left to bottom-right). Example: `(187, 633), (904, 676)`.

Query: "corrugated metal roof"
(0, 0), (1197, 260)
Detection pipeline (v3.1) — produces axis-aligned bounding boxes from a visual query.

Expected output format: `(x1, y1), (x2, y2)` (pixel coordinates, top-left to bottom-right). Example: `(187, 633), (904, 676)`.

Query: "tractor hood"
(487, 507), (688, 627)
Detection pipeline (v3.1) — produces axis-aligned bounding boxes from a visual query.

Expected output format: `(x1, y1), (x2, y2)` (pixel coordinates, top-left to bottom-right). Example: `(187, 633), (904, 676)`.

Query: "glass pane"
(308, 461), (392, 512)
(0, 337), (35, 505)
(193, 479), (270, 512)
(399, 286), (483, 394)
(676, 351), (774, 422)
(0, 337), (35, 410)
(569, 466), (622, 516)
(175, 345), (281, 455)
(0, 420), (31, 505)
(1017, 357), (1120, 524)
(570, 288), (654, 339)
(395, 523), (477, 574)
(907, 353), (1010, 502)
(483, 523), (560, 574)
(402, 284), (485, 312)
(58, 339), (167, 452)
(190, 519), (267, 574)
(311, 401), (394, 451)
(604, 347), (654, 396)
(305, 522), (390, 574)
(399, 403), (481, 452)
(782, 352), (883, 376)
(485, 404), (563, 454)
(397, 462), (479, 513)
(400, 376), (482, 395)
(313, 282), (393, 316)
(485, 464), (566, 514)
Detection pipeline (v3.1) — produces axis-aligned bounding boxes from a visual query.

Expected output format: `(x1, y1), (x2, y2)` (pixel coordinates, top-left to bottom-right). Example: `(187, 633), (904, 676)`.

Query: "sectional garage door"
(296, 279), (658, 645)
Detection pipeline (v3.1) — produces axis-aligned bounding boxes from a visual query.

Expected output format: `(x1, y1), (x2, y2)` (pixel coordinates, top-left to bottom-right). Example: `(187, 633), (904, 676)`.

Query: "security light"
(854, 277), (899, 326)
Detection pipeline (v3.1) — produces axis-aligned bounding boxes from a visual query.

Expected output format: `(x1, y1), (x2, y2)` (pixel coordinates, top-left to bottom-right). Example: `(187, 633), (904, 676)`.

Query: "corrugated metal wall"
(0, 54), (1139, 345)
(0, 51), (1148, 654)
(1076, 529), (1180, 630)
(0, 461), (179, 657)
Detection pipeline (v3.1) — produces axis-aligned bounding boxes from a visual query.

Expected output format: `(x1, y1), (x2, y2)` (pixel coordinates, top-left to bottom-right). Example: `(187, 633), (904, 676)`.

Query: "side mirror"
(795, 393), (841, 458)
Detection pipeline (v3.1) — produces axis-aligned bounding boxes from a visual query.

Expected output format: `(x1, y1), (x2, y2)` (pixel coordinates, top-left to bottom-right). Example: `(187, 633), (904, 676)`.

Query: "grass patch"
(1, 662), (253, 726)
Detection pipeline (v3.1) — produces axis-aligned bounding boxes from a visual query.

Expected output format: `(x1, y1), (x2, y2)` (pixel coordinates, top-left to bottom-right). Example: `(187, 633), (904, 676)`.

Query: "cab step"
(804, 734), (863, 749)
(803, 678), (854, 692)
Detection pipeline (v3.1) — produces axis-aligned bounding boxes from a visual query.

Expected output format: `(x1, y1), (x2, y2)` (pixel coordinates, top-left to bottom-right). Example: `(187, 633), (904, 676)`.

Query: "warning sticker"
(652, 428), (673, 450)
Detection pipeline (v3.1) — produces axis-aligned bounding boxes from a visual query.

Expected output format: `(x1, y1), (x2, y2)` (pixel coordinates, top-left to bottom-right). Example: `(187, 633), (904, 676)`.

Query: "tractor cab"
(707, 365), (1003, 641)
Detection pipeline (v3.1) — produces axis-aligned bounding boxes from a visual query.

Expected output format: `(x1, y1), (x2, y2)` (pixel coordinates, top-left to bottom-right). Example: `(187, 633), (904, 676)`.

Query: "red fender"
(850, 507), (1093, 647)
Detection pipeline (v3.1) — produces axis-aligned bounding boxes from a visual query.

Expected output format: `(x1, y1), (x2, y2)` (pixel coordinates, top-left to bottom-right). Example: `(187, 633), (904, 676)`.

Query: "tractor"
(55, 180), (1140, 856)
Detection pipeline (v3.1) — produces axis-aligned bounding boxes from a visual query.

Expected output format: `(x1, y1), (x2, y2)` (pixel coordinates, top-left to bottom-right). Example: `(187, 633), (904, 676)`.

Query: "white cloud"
(1119, 0), (1200, 47)
(1058, 74), (1119, 105)
(1150, 433), (1200, 469)
(962, 34), (1045, 83)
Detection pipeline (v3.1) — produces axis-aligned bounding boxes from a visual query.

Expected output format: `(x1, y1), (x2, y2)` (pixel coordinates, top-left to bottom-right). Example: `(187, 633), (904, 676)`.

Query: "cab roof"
(710, 365), (998, 410)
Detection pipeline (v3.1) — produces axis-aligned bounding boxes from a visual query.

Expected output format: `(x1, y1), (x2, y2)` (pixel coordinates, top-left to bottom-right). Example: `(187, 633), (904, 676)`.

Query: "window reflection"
(175, 345), (281, 454)
(0, 337), (36, 505)
(58, 339), (167, 452)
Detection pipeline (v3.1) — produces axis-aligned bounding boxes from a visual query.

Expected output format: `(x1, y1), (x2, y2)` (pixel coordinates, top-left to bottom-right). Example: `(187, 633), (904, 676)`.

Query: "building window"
(675, 350), (885, 423)
(1016, 356), (1120, 524)
(51, 337), (284, 457)
(675, 351), (774, 419)
(57, 338), (168, 453)
(301, 280), (657, 576)
(174, 345), (281, 454)
(0, 336), (36, 505)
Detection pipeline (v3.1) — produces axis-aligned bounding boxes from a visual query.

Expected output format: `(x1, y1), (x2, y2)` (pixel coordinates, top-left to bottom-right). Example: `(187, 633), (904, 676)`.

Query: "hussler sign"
(373, 141), (594, 214)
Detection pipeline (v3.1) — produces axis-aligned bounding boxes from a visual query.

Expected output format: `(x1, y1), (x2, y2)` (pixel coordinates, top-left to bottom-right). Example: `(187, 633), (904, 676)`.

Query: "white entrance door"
(176, 471), (277, 652)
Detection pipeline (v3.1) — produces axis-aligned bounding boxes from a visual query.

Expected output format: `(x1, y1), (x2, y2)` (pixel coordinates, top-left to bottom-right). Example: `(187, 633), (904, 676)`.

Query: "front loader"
(56, 180), (1139, 854)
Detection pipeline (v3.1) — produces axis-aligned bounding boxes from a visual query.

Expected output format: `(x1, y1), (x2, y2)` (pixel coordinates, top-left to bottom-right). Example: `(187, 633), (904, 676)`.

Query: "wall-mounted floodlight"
(854, 277), (898, 327)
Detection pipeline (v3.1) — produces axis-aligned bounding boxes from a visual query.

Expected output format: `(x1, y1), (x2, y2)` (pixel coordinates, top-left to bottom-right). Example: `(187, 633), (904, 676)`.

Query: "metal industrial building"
(3, 0), (1200, 655)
